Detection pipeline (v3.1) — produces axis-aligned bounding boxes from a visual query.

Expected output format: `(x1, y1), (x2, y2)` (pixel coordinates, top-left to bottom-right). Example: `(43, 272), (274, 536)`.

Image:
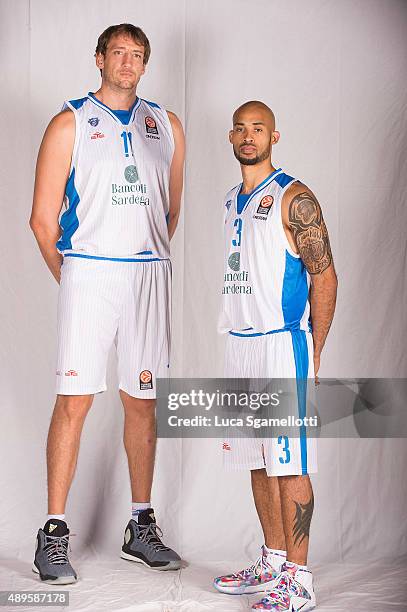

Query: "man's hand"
(313, 353), (321, 384)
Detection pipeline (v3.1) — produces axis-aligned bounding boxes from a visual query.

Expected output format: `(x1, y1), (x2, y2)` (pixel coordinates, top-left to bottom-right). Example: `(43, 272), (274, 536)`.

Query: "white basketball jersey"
(56, 93), (174, 260)
(219, 169), (311, 335)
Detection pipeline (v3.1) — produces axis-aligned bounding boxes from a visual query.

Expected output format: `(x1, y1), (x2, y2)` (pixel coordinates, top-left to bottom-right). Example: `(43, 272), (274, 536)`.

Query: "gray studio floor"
(1, 554), (406, 611)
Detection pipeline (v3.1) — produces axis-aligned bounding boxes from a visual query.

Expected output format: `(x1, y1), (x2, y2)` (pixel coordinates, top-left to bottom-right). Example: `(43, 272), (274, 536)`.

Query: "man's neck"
(240, 161), (276, 194)
(93, 84), (138, 111)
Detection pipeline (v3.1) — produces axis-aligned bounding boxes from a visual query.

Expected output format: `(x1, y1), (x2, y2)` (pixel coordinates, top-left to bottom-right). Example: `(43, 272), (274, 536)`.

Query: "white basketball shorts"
(56, 255), (171, 398)
(222, 329), (317, 476)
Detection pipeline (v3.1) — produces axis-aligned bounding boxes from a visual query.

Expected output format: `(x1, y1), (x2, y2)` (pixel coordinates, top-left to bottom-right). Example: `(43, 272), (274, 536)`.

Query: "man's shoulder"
(140, 97), (162, 110)
(140, 98), (168, 118)
(281, 179), (326, 230)
(224, 183), (240, 203)
(274, 170), (298, 189)
(281, 179), (313, 205)
(64, 96), (89, 111)
(47, 95), (89, 131)
(47, 107), (75, 133)
(139, 98), (182, 129)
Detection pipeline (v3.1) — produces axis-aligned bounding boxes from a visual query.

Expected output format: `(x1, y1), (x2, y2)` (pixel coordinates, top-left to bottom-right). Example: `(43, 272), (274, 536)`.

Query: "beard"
(103, 69), (138, 91)
(114, 75), (137, 90)
(233, 143), (271, 166)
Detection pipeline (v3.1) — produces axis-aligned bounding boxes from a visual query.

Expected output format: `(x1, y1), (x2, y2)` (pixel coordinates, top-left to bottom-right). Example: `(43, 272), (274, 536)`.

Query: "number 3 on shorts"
(278, 435), (291, 464)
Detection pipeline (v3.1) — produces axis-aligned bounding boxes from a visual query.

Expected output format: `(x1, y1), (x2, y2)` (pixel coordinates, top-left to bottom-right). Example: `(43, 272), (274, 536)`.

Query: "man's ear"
(271, 130), (280, 145)
(95, 53), (104, 71)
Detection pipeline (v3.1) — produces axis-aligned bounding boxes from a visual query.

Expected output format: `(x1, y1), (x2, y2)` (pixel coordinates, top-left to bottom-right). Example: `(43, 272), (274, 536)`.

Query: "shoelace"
(43, 534), (71, 565)
(234, 554), (270, 579)
(137, 523), (170, 552)
(260, 572), (302, 606)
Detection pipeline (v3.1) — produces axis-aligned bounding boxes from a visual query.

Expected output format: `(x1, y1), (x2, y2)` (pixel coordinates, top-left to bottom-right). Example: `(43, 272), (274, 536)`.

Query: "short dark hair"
(95, 24), (151, 64)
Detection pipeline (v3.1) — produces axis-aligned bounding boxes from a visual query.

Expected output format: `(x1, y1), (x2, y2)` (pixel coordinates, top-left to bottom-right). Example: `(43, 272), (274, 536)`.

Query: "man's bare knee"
(251, 468), (267, 481)
(121, 393), (155, 419)
(279, 474), (310, 485)
(54, 394), (94, 424)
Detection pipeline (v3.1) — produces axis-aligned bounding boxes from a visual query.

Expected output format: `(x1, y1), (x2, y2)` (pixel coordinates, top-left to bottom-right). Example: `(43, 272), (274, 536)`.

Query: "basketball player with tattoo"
(214, 101), (337, 611)
(29, 24), (185, 583)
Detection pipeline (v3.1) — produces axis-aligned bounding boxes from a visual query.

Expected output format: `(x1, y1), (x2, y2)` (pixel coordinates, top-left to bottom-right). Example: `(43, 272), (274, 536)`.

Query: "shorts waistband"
(63, 253), (168, 263)
(229, 326), (309, 338)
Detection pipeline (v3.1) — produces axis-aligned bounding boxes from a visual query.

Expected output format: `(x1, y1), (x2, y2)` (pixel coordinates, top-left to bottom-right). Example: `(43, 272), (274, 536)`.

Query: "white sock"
(263, 546), (287, 572)
(285, 560), (309, 572)
(131, 502), (151, 522)
(47, 514), (66, 522)
(284, 561), (313, 594)
(264, 545), (287, 557)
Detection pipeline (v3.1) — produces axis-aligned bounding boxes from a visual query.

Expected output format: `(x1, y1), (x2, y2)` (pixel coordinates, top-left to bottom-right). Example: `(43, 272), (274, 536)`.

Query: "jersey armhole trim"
(223, 186), (240, 223)
(163, 109), (176, 156)
(63, 102), (80, 177)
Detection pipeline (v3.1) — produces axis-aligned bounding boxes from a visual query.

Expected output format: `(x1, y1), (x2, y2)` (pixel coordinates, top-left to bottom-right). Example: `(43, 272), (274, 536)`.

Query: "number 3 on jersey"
(232, 218), (243, 247)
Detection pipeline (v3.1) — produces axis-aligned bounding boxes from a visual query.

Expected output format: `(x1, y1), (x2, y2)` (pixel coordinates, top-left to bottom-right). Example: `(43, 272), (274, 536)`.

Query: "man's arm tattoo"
(288, 192), (332, 274)
(293, 493), (314, 546)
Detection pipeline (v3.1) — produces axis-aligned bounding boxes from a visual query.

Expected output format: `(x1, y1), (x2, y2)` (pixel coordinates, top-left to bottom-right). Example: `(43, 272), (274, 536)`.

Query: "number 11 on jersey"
(121, 131), (133, 157)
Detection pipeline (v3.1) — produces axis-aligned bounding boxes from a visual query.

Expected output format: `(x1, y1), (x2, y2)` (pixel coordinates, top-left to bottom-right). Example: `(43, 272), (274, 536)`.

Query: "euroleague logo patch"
(145, 116), (159, 135)
(253, 195), (274, 220)
(139, 369), (153, 390)
(257, 195), (273, 214)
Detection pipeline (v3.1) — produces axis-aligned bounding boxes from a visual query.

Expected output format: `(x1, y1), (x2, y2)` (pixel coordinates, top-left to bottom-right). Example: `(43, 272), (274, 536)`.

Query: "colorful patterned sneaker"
(121, 508), (181, 571)
(251, 561), (316, 611)
(32, 519), (77, 585)
(213, 546), (285, 595)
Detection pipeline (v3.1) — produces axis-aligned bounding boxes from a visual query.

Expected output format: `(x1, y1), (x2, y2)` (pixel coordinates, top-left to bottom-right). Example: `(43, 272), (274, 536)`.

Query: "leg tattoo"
(293, 493), (314, 546)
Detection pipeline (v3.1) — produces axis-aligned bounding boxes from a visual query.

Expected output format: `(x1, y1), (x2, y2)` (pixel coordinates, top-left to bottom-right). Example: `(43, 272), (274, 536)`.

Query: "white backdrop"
(1, 1), (407, 610)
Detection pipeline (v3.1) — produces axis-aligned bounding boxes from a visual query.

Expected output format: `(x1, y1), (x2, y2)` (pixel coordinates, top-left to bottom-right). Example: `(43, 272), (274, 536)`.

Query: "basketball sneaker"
(120, 508), (181, 570)
(213, 546), (285, 595)
(32, 519), (77, 584)
(251, 561), (316, 611)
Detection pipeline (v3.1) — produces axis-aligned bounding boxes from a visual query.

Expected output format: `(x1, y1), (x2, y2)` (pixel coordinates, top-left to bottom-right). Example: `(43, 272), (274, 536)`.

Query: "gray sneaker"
(120, 508), (181, 571)
(32, 519), (77, 584)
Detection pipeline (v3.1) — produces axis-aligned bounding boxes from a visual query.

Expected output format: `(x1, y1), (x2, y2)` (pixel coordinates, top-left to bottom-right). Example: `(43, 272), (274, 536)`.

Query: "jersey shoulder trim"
(224, 184), (241, 209)
(141, 98), (161, 110)
(63, 97), (88, 111)
(274, 172), (296, 189)
(225, 183), (241, 199)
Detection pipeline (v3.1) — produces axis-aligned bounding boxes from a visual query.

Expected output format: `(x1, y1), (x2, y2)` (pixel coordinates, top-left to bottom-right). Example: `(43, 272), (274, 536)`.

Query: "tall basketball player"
(214, 102), (337, 611)
(29, 24), (185, 583)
